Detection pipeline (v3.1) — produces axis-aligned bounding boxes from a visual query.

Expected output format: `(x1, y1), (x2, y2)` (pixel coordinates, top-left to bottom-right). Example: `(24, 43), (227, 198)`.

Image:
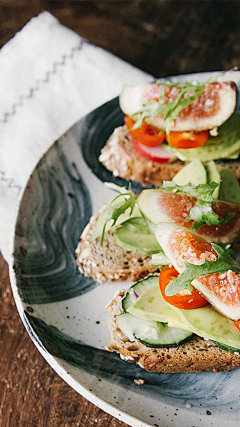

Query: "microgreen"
(100, 187), (136, 246)
(160, 181), (234, 229)
(165, 244), (240, 296)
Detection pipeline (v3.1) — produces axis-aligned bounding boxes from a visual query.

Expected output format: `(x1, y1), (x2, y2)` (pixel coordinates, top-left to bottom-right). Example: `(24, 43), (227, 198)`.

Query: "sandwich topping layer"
(99, 123), (240, 187)
(120, 81), (237, 132)
(99, 75), (240, 187)
(77, 94), (240, 371)
(137, 187), (240, 244)
(107, 288), (240, 373)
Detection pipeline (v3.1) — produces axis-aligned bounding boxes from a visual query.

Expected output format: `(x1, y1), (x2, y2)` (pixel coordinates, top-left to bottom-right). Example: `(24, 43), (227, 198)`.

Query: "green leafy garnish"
(160, 181), (234, 229)
(132, 80), (207, 134)
(165, 244), (240, 296)
(100, 188), (136, 246)
(224, 244), (234, 255)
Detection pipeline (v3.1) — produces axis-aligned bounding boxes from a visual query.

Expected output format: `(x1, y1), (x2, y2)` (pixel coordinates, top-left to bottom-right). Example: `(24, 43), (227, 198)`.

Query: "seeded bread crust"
(99, 126), (184, 186)
(76, 215), (159, 284)
(107, 287), (240, 373)
(99, 126), (240, 186)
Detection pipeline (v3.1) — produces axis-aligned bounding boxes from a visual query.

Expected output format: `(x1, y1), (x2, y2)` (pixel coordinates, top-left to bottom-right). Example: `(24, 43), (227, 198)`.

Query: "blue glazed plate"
(10, 71), (240, 427)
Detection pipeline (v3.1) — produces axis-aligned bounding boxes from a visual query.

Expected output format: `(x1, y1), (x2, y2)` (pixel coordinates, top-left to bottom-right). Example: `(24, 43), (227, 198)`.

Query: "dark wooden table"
(1, 1), (240, 426)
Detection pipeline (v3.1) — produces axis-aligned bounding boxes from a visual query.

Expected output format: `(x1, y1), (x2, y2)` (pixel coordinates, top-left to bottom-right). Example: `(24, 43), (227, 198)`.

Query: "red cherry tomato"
(159, 266), (207, 309)
(234, 320), (240, 332)
(132, 139), (173, 163)
(167, 131), (208, 149)
(125, 115), (166, 147)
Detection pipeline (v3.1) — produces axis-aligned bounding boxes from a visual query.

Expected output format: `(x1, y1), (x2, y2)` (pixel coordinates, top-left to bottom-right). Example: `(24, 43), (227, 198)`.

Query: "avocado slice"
(128, 284), (184, 326)
(173, 159), (207, 186)
(91, 194), (141, 240)
(219, 168), (240, 204)
(128, 285), (240, 350)
(168, 113), (240, 162)
(172, 159), (221, 199)
(205, 161), (221, 199)
(113, 217), (162, 255)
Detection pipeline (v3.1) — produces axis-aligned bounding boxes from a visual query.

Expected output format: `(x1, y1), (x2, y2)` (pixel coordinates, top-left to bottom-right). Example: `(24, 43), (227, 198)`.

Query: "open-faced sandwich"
(99, 75), (240, 186)
(76, 161), (240, 372)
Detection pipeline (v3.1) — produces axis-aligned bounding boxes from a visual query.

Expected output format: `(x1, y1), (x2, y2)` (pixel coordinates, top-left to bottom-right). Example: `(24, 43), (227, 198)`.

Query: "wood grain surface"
(0, 254), (127, 427)
(1, 1), (240, 426)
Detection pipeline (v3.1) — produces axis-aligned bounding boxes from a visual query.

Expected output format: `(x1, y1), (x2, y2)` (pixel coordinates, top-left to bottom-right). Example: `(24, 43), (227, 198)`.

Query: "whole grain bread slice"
(99, 126), (240, 187)
(76, 214), (159, 284)
(107, 286), (240, 373)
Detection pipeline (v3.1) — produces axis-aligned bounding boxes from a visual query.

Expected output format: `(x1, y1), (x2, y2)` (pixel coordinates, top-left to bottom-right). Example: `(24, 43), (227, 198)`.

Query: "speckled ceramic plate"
(10, 71), (240, 427)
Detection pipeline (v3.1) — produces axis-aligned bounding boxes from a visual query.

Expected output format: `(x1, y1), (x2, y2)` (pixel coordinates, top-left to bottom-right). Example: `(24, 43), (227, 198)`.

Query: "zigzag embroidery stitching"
(0, 39), (88, 124)
(0, 171), (22, 197)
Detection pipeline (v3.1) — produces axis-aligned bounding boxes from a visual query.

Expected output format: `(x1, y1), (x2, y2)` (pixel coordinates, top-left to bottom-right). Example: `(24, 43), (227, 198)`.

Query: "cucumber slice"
(113, 217), (161, 255)
(129, 284), (240, 350)
(117, 313), (193, 347)
(122, 275), (159, 313)
(219, 168), (240, 204)
(212, 341), (240, 353)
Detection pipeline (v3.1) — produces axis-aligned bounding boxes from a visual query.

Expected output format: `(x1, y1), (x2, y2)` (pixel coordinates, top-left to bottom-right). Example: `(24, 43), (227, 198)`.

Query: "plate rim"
(9, 69), (240, 427)
(9, 263), (154, 427)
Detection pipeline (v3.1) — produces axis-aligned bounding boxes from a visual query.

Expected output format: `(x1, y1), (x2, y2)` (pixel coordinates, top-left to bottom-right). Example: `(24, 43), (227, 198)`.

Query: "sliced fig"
(137, 189), (240, 244)
(120, 81), (237, 132)
(155, 223), (240, 320)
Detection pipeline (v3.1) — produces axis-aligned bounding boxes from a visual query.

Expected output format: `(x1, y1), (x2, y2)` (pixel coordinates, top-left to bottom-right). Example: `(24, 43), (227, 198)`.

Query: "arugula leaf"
(161, 181), (218, 200)
(104, 182), (132, 194)
(100, 190), (136, 246)
(187, 201), (234, 229)
(160, 181), (234, 229)
(224, 244), (234, 255)
(165, 243), (240, 296)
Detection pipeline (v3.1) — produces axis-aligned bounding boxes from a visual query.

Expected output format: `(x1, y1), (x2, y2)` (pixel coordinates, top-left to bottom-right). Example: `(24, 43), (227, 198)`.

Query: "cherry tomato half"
(234, 320), (240, 332)
(125, 115), (166, 147)
(159, 266), (207, 309)
(167, 130), (208, 149)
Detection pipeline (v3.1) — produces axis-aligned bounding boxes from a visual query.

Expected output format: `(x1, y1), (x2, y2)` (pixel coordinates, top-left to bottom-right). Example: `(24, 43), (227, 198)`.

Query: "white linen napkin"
(0, 11), (151, 263)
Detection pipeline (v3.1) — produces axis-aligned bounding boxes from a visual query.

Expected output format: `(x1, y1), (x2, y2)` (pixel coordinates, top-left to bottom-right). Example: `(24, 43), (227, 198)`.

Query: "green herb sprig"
(160, 181), (234, 229)
(165, 244), (240, 296)
(100, 188), (136, 246)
